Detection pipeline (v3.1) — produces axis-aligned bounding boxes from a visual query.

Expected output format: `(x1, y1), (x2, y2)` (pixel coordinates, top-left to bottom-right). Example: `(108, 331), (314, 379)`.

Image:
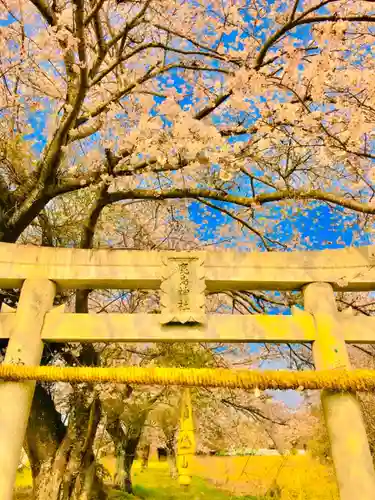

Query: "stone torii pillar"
(304, 282), (375, 500)
(0, 279), (56, 500)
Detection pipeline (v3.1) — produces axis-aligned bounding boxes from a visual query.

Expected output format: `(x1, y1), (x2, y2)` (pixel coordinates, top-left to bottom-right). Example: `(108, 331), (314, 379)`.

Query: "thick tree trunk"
(56, 395), (105, 500)
(166, 440), (177, 479)
(25, 347), (108, 500)
(140, 444), (150, 471)
(119, 438), (139, 494)
(25, 384), (66, 499)
(107, 419), (145, 495)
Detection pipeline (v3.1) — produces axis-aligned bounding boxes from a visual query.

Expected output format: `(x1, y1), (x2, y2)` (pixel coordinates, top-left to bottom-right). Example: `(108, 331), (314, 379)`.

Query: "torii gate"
(0, 242), (375, 499)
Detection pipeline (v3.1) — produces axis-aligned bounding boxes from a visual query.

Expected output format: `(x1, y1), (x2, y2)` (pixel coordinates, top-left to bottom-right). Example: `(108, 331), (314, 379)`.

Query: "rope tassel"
(2, 364), (375, 391)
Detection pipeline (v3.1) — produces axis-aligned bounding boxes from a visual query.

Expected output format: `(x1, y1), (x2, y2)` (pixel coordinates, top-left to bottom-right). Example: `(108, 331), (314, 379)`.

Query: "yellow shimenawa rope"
(1, 364), (375, 391)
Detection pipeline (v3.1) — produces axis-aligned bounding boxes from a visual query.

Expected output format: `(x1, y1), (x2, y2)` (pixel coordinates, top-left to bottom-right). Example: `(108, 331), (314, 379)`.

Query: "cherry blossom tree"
(0, 0), (374, 249)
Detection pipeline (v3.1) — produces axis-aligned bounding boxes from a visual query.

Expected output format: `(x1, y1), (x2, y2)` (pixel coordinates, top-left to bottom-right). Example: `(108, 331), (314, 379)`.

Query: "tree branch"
(29, 0), (56, 25)
(84, 0), (105, 26)
(75, 183), (109, 314)
(196, 197), (275, 251)
(105, 186), (375, 215)
(289, 0), (300, 21)
(194, 91), (232, 121)
(255, 11), (375, 69)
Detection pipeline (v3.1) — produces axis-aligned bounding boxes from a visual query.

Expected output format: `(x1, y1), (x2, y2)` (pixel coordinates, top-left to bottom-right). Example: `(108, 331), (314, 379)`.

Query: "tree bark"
(140, 444), (150, 471)
(107, 421), (141, 494)
(166, 440), (177, 479)
(25, 384), (66, 498)
(121, 437), (139, 494)
(107, 416), (147, 494)
(25, 382), (107, 500)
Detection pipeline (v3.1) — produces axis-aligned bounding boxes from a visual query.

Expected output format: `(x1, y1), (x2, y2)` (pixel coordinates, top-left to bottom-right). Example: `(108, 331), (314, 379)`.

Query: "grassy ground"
(15, 455), (339, 499)
(14, 462), (259, 500)
(108, 467), (259, 500)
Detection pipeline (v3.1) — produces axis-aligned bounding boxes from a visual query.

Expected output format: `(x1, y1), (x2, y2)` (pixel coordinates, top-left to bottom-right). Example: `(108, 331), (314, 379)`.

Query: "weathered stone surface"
(0, 242), (374, 291)
(2, 309), (375, 343)
(0, 279), (56, 500)
(304, 282), (375, 500)
(160, 254), (206, 325)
